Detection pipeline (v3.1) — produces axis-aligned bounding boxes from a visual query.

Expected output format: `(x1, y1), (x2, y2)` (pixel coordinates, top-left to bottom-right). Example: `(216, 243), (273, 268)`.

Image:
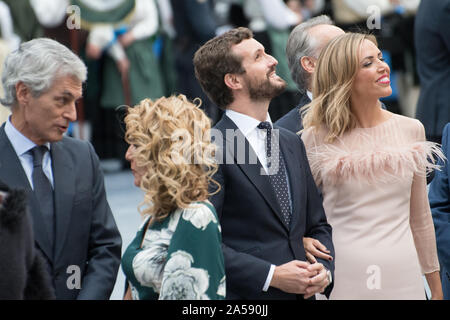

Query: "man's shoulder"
(213, 114), (232, 131)
(54, 136), (93, 158)
(274, 124), (301, 141)
(275, 106), (302, 132)
(53, 137), (102, 175)
(275, 92), (310, 133)
(277, 105), (300, 122)
(59, 135), (90, 149)
(274, 125), (307, 159)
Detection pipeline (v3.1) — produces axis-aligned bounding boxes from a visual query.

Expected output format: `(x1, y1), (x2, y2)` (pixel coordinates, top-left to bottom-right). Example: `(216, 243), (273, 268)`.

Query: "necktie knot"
(257, 121), (272, 131)
(31, 145), (48, 167)
(258, 122), (272, 158)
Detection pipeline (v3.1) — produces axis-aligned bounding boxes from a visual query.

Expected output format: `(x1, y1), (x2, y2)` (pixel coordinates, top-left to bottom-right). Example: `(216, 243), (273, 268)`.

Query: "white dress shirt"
(225, 109), (272, 173)
(4, 117), (54, 189)
(225, 109), (293, 292)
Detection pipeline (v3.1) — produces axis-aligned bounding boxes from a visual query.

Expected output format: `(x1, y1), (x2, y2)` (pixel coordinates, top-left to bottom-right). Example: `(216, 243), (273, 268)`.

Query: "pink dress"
(302, 113), (442, 300)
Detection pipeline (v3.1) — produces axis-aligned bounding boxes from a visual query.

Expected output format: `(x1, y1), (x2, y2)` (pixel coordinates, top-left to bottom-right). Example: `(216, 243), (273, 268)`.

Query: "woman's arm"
(409, 122), (443, 299)
(303, 237), (333, 263)
(425, 271), (443, 300)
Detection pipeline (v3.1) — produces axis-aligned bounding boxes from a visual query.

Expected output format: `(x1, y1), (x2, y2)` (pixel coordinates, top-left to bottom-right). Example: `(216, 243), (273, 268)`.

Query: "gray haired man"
(0, 38), (122, 299)
(275, 15), (344, 133)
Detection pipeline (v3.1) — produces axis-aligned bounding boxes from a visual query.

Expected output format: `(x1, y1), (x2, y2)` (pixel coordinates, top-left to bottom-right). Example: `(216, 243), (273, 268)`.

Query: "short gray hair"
(0, 38), (87, 107)
(286, 15), (334, 93)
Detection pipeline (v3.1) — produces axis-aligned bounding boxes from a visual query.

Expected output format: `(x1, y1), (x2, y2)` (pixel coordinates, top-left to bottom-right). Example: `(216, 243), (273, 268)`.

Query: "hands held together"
(270, 260), (330, 299)
(270, 237), (333, 298)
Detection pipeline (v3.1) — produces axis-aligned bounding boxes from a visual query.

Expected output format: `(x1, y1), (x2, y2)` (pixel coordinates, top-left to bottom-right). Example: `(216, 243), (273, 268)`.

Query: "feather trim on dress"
(308, 137), (445, 186)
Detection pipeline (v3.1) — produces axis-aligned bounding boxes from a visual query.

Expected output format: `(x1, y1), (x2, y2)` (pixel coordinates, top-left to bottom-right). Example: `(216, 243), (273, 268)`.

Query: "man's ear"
(224, 73), (243, 90)
(300, 56), (316, 74)
(15, 81), (30, 106)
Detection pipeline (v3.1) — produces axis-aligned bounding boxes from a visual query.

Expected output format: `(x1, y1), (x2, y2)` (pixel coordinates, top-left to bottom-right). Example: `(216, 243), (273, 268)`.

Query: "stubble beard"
(247, 73), (287, 102)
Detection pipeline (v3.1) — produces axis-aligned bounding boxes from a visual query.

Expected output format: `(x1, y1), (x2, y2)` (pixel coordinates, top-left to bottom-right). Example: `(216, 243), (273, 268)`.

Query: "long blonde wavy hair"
(124, 94), (220, 222)
(301, 33), (378, 142)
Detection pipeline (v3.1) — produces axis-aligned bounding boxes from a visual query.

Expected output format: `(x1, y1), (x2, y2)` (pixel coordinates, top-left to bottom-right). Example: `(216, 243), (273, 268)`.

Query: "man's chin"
(48, 133), (65, 143)
(249, 87), (286, 101)
(271, 81), (287, 97)
(247, 77), (287, 101)
(272, 77), (287, 89)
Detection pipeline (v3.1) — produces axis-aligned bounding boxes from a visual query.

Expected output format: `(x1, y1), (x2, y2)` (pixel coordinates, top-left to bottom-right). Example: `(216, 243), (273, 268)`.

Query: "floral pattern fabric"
(121, 201), (225, 300)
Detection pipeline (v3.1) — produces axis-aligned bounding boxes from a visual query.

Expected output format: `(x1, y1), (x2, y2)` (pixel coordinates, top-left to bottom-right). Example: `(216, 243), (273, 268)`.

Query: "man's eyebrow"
(59, 91), (83, 100)
(61, 91), (75, 98)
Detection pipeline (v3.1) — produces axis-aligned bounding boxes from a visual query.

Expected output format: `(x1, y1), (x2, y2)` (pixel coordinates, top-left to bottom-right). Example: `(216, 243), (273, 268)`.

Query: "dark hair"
(193, 27), (253, 109)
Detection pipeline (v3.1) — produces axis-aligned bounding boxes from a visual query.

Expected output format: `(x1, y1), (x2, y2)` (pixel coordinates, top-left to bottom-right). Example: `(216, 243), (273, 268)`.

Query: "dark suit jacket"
(0, 124), (122, 300)
(274, 92), (310, 134)
(428, 123), (450, 300)
(414, 0), (450, 139)
(210, 114), (334, 300)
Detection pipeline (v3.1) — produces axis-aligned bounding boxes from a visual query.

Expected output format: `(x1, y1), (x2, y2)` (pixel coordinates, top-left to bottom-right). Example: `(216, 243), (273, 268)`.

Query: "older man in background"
(275, 15), (344, 133)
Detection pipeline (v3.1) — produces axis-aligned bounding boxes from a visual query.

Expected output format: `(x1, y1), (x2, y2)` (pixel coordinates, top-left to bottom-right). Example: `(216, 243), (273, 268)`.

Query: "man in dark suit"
(428, 123), (450, 300)
(194, 27), (334, 300)
(414, 0), (450, 144)
(0, 38), (122, 299)
(275, 15), (344, 133)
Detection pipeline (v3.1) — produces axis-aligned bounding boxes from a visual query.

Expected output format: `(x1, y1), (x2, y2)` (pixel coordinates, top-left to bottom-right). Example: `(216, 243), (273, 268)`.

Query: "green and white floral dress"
(121, 201), (226, 300)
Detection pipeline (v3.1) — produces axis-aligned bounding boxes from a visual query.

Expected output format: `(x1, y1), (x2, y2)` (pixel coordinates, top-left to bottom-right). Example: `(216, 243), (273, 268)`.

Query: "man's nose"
(267, 54), (278, 67)
(64, 102), (78, 122)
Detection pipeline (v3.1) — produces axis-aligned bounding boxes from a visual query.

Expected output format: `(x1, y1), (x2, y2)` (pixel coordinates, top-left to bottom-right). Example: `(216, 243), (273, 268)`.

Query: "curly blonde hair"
(301, 33), (378, 142)
(124, 94), (220, 222)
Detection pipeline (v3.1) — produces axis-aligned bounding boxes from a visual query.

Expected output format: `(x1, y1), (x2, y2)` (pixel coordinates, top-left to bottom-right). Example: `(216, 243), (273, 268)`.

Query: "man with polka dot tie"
(194, 27), (335, 300)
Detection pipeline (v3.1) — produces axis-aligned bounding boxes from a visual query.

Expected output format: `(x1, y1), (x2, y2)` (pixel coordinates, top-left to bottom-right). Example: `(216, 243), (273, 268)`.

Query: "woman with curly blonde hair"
(301, 33), (443, 299)
(121, 95), (225, 300)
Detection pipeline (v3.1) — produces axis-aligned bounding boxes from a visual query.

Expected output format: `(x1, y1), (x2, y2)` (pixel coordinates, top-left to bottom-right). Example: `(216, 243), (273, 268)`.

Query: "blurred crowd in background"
(0, 0), (436, 168)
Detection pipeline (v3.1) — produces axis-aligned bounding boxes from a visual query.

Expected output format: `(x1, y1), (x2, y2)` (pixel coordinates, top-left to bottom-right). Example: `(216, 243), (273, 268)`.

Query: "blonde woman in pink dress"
(300, 33), (444, 299)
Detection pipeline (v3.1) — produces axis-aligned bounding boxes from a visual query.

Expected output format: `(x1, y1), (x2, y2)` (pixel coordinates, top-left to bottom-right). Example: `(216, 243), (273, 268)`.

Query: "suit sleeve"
(429, 123), (450, 272)
(77, 142), (122, 300)
(209, 163), (273, 298)
(297, 135), (335, 297)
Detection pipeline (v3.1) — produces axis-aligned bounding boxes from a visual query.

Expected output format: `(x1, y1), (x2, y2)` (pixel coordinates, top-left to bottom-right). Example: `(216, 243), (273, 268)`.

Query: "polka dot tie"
(257, 122), (292, 226)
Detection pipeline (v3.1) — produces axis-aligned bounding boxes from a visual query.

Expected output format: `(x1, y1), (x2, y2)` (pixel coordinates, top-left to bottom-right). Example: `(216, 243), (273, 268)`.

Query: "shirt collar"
(4, 116), (51, 156)
(225, 109), (272, 137)
(306, 90), (313, 101)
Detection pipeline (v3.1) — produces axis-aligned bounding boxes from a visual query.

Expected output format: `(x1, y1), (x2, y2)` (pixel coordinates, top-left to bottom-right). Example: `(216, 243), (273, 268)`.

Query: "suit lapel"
(0, 125), (54, 260)
(216, 116), (288, 231)
(50, 139), (75, 262)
